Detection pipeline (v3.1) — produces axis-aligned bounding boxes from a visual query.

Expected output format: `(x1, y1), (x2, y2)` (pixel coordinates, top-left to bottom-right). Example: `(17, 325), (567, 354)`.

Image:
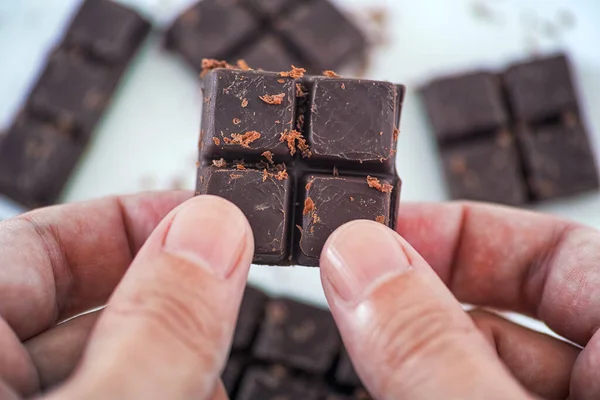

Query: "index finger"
(396, 201), (600, 345)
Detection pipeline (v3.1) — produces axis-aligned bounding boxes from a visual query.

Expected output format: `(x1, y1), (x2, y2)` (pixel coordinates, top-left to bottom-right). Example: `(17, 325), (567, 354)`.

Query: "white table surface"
(1, 0), (599, 335)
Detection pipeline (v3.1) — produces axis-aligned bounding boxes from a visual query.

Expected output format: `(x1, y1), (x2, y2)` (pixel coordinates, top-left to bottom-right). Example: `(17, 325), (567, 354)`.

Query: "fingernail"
(321, 220), (411, 304)
(163, 196), (249, 279)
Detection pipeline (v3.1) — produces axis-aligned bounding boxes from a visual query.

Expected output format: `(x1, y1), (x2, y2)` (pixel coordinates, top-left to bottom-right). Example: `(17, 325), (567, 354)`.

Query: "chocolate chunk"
(335, 348), (361, 388)
(0, 117), (82, 208)
(276, 0), (367, 71)
(504, 54), (578, 123)
(198, 167), (292, 264)
(421, 72), (508, 142)
(222, 354), (246, 396)
(307, 77), (403, 172)
(62, 0), (151, 65)
(518, 122), (599, 200)
(200, 69), (296, 161)
(27, 51), (112, 140)
(233, 286), (269, 350)
(236, 366), (321, 400)
(236, 34), (300, 73)
(165, 0), (259, 72)
(253, 298), (341, 373)
(298, 175), (397, 266)
(441, 133), (527, 205)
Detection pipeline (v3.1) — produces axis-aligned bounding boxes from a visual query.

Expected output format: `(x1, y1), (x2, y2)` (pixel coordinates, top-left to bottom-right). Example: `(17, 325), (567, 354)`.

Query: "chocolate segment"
(222, 354), (246, 396)
(236, 35), (300, 73)
(335, 348), (361, 388)
(253, 298), (341, 374)
(298, 175), (396, 266)
(233, 286), (270, 351)
(236, 366), (321, 400)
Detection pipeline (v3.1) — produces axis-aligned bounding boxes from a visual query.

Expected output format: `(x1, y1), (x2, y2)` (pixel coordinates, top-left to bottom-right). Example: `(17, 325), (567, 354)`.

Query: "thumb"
(45, 195), (254, 400)
(320, 220), (532, 400)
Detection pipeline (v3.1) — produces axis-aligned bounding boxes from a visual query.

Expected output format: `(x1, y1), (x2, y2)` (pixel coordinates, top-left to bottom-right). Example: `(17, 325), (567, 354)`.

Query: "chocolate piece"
(504, 54), (578, 123)
(165, 0), (259, 72)
(277, 0), (367, 71)
(335, 348), (361, 388)
(62, 0), (151, 65)
(421, 72), (508, 142)
(200, 69), (296, 161)
(27, 51), (112, 140)
(233, 286), (269, 350)
(298, 175), (396, 266)
(253, 298), (341, 373)
(0, 117), (82, 208)
(307, 77), (403, 172)
(198, 167), (292, 264)
(441, 133), (527, 205)
(222, 354), (246, 396)
(236, 366), (321, 400)
(243, 0), (293, 17)
(518, 122), (599, 200)
(236, 34), (300, 73)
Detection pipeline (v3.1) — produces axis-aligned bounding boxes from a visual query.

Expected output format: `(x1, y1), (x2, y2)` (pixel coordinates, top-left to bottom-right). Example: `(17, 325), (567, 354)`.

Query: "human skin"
(0, 193), (597, 399)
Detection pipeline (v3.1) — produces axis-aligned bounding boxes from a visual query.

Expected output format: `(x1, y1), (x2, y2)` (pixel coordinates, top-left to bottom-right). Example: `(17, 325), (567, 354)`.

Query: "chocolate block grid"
(0, 0), (150, 208)
(196, 68), (404, 266)
(166, 0), (367, 74)
(421, 53), (599, 205)
(223, 285), (373, 400)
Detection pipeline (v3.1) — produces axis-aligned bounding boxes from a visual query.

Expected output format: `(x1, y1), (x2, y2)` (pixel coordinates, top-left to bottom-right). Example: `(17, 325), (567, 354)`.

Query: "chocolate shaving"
(367, 176), (393, 193)
(262, 169), (269, 182)
(261, 151), (274, 164)
(212, 137), (220, 146)
(236, 59), (251, 70)
(200, 58), (234, 77)
(230, 173), (243, 179)
(295, 83), (307, 97)
(376, 215), (385, 224)
(212, 158), (227, 168)
(296, 114), (305, 131)
(280, 130), (311, 158)
(312, 212), (321, 224)
(241, 98), (249, 108)
(223, 131), (261, 148)
(259, 93), (286, 105)
(278, 79), (286, 84)
(303, 197), (315, 215)
(323, 70), (340, 77)
(305, 179), (314, 190)
(393, 127), (399, 141)
(279, 66), (306, 79)
(275, 170), (288, 180)
(236, 164), (246, 170)
(233, 118), (241, 125)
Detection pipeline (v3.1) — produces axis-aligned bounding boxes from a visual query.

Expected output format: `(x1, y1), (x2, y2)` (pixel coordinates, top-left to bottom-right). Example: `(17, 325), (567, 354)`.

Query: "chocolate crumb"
(366, 176), (393, 193)
(393, 127), (400, 141)
(333, 166), (339, 176)
(277, 79), (285, 84)
(350, 196), (355, 201)
(200, 58), (234, 77)
(296, 114), (305, 130)
(379, 131), (383, 136)
(303, 197), (315, 215)
(223, 131), (261, 148)
(259, 93), (286, 105)
(212, 158), (227, 168)
(275, 170), (288, 180)
(279, 66), (306, 79)
(295, 83), (307, 97)
(237, 59), (251, 70)
(233, 118), (241, 125)
(312, 212), (321, 224)
(241, 98), (249, 108)
(261, 151), (274, 164)
(212, 137), (221, 146)
(236, 164), (246, 170)
(262, 169), (269, 182)
(323, 70), (340, 77)
(341, 83), (346, 90)
(375, 215), (385, 224)
(280, 130), (311, 158)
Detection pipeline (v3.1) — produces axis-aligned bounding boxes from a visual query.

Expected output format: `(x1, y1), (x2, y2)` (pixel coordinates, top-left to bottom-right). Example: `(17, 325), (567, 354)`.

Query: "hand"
(0, 192), (255, 399)
(320, 202), (599, 400)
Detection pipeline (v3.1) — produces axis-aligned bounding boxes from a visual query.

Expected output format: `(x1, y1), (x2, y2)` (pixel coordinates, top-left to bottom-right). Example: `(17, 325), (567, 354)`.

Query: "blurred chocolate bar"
(0, 0), (151, 208)
(421, 53), (598, 205)
(165, 0), (367, 73)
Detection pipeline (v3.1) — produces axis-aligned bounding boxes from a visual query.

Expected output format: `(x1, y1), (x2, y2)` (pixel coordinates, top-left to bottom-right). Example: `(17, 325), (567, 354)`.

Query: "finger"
(209, 381), (229, 400)
(396, 202), (600, 345)
(469, 310), (579, 400)
(0, 318), (38, 396)
(571, 331), (600, 400)
(25, 311), (100, 390)
(46, 196), (253, 400)
(0, 190), (191, 340)
(320, 220), (531, 400)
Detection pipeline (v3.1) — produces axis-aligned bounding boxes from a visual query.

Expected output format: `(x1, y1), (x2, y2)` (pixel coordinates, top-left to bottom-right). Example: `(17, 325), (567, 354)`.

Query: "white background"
(0, 0), (599, 333)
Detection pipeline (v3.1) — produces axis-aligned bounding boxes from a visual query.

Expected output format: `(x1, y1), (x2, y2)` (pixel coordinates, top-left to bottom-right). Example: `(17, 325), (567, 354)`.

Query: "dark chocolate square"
(165, 0), (260, 72)
(222, 353), (246, 396)
(518, 122), (599, 200)
(236, 366), (321, 400)
(298, 175), (396, 266)
(200, 69), (296, 161)
(235, 34), (300, 73)
(307, 77), (402, 172)
(276, 0), (367, 71)
(233, 286), (269, 350)
(253, 298), (341, 374)
(62, 0), (151, 64)
(198, 166), (292, 264)
(27, 51), (111, 139)
(441, 133), (528, 205)
(421, 72), (508, 142)
(335, 348), (361, 388)
(0, 117), (82, 208)
(504, 54), (578, 123)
